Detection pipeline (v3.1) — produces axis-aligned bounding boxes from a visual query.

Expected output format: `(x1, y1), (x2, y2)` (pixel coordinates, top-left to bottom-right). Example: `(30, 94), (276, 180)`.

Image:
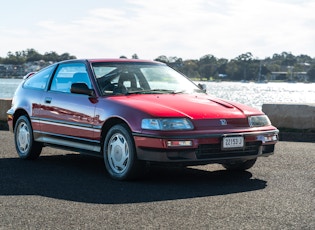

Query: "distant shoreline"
(0, 77), (23, 79)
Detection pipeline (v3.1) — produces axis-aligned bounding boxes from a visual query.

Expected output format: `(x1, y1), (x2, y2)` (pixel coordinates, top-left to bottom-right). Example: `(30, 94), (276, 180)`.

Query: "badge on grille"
(220, 119), (227, 125)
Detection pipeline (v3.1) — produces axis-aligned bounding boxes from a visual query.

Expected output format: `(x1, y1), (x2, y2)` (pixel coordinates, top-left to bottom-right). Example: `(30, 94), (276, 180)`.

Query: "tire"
(222, 158), (257, 171)
(103, 124), (142, 180)
(14, 115), (42, 160)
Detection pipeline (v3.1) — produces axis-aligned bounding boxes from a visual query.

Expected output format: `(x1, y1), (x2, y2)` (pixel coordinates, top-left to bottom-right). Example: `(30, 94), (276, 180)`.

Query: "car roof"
(60, 58), (163, 65)
(89, 58), (160, 63)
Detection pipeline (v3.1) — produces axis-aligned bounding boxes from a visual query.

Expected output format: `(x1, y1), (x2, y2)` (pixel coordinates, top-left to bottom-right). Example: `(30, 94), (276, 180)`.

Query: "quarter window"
(23, 65), (55, 90)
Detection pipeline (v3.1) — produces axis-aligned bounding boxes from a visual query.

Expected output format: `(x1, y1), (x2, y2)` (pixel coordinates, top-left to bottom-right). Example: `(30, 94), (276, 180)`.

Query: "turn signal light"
(167, 140), (193, 147)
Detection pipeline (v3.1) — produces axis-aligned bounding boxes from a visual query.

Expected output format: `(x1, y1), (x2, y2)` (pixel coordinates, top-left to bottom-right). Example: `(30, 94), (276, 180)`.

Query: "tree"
(2, 51), (25, 64)
(280, 52), (296, 66)
(198, 54), (218, 80)
(43, 51), (59, 62)
(132, 54), (139, 59)
(25, 48), (42, 62)
(216, 58), (229, 79)
(307, 65), (315, 82)
(234, 52), (253, 80)
(59, 52), (76, 61)
(181, 59), (199, 79)
(168, 56), (183, 71)
(154, 55), (169, 64)
(225, 60), (239, 81)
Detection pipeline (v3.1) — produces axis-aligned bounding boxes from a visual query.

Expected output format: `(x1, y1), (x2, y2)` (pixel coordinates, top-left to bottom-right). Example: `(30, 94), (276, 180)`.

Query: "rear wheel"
(222, 158), (257, 171)
(14, 115), (42, 159)
(103, 124), (142, 180)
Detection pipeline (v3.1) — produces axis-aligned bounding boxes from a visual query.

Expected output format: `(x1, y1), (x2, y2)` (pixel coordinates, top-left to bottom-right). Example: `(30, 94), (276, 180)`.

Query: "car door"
(39, 62), (98, 148)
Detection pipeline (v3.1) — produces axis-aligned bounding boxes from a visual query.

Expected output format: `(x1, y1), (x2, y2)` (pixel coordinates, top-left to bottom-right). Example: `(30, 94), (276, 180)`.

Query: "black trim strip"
(132, 130), (279, 139)
(33, 131), (101, 152)
(34, 130), (100, 144)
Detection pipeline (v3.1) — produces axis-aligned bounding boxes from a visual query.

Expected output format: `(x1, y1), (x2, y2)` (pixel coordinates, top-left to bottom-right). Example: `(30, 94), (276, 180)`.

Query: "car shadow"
(0, 153), (267, 204)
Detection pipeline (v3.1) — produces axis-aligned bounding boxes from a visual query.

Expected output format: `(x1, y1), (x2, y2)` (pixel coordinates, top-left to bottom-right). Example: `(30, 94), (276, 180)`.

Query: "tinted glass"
(92, 62), (203, 95)
(50, 63), (91, 93)
(23, 65), (55, 90)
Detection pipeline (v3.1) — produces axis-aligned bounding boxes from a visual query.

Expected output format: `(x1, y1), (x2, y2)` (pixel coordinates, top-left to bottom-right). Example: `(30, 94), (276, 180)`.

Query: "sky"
(1, 0), (314, 61)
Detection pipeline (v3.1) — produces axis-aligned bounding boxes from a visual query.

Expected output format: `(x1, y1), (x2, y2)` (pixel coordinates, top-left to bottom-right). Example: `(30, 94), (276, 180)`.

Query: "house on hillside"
(271, 71), (308, 81)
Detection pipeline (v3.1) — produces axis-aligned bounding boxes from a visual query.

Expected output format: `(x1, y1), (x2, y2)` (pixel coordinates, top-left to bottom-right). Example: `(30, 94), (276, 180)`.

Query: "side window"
(23, 65), (55, 90)
(50, 63), (91, 93)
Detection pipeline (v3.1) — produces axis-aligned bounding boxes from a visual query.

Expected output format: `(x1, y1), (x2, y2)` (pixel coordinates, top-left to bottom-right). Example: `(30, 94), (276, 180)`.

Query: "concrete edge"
(278, 131), (315, 143)
(0, 98), (12, 121)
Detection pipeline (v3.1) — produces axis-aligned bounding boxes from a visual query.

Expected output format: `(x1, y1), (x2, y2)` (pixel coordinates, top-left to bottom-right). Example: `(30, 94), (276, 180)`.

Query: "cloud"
(0, 0), (314, 60)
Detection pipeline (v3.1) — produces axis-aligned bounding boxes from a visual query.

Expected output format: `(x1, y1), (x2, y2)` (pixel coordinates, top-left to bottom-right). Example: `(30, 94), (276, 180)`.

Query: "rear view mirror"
(198, 83), (207, 92)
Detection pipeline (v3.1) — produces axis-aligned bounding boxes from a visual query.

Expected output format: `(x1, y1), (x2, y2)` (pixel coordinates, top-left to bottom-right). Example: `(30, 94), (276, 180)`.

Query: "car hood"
(109, 93), (262, 119)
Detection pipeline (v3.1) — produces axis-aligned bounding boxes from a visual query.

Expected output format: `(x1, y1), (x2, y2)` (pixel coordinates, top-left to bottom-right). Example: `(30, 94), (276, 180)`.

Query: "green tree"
(43, 51), (59, 62)
(2, 51), (25, 64)
(181, 59), (199, 79)
(234, 52), (253, 80)
(59, 53), (76, 61)
(307, 65), (315, 82)
(225, 60), (239, 81)
(25, 48), (42, 62)
(198, 54), (218, 80)
(216, 58), (229, 79)
(132, 53), (139, 59)
(154, 55), (169, 64)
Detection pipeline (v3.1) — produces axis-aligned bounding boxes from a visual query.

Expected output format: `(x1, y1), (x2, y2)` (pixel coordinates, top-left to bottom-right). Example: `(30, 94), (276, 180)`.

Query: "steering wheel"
(102, 82), (127, 95)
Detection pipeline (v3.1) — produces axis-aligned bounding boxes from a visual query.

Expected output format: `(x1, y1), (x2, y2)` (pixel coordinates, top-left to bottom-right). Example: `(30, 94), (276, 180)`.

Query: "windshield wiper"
(171, 90), (186, 94)
(126, 89), (185, 95)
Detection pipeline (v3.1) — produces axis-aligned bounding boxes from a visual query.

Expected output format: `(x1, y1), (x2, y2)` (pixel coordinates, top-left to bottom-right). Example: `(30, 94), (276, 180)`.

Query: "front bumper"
(134, 130), (278, 165)
(7, 108), (14, 132)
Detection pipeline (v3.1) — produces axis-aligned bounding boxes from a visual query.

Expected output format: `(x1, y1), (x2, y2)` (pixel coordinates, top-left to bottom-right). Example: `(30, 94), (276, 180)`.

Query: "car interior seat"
(118, 72), (137, 90)
(72, 72), (91, 88)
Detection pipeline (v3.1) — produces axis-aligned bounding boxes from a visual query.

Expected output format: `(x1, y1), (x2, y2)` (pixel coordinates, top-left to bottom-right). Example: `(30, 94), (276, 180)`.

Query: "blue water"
(200, 81), (315, 110)
(0, 78), (23, 98)
(1, 78), (314, 110)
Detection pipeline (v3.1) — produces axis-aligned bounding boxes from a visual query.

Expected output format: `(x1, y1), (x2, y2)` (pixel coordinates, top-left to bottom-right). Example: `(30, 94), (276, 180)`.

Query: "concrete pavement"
(0, 131), (314, 229)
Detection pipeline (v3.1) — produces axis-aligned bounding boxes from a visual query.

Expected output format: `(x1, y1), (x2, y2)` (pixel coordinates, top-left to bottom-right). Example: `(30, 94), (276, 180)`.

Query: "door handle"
(45, 97), (52, 104)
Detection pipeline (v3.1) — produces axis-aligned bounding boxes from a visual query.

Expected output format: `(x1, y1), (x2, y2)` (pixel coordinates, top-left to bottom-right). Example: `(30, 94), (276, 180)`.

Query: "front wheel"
(14, 115), (42, 159)
(222, 158), (257, 171)
(103, 124), (142, 180)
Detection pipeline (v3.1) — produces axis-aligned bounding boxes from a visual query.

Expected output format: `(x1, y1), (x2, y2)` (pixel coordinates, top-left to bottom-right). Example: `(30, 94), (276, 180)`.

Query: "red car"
(7, 59), (278, 180)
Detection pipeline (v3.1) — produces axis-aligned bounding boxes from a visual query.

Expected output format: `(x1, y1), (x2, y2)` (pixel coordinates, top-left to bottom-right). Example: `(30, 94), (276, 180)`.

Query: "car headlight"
(248, 115), (271, 127)
(141, 118), (194, 130)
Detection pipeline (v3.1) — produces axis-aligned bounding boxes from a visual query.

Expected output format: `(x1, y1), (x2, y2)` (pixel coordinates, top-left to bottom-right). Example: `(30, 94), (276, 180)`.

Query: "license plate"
(222, 136), (244, 149)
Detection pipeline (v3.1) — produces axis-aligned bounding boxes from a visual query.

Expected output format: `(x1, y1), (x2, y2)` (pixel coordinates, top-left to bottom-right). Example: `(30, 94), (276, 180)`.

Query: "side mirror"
(71, 83), (95, 96)
(198, 83), (207, 92)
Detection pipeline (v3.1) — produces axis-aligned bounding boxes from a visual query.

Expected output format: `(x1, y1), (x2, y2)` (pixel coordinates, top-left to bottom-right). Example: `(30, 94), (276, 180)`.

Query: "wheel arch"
(12, 109), (29, 132)
(100, 117), (133, 146)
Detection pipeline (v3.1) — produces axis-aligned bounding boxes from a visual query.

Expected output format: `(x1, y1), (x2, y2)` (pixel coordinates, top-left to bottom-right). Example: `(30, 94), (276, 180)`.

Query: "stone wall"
(0, 99), (12, 129)
(262, 103), (315, 130)
(0, 98), (12, 121)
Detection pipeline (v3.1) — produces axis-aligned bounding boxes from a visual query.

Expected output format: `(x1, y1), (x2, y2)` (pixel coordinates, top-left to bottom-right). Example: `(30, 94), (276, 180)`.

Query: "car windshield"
(92, 62), (204, 96)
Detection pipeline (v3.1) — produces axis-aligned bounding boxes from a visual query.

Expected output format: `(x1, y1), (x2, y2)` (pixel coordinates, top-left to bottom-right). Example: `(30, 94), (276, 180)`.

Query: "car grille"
(196, 141), (261, 159)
